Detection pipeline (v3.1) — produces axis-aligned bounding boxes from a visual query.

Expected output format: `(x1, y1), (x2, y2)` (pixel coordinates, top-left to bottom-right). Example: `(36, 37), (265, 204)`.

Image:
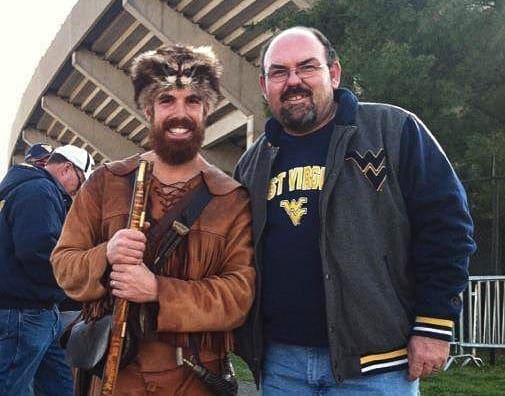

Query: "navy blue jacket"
(0, 164), (71, 308)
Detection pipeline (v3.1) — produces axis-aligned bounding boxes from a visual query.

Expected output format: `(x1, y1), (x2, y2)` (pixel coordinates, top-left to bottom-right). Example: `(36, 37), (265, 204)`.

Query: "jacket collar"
(0, 163), (69, 201)
(265, 87), (358, 146)
(104, 153), (241, 196)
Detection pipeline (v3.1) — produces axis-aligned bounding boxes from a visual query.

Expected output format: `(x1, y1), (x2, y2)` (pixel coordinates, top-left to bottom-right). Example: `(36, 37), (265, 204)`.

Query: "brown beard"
(149, 117), (204, 165)
(279, 85), (317, 133)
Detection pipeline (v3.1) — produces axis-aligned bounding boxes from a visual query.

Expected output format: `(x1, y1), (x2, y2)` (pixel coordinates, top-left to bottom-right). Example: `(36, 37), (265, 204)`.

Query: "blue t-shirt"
(262, 120), (333, 346)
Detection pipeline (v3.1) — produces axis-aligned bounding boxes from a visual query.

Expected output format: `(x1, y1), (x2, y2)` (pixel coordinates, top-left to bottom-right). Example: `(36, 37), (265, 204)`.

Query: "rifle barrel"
(100, 159), (151, 395)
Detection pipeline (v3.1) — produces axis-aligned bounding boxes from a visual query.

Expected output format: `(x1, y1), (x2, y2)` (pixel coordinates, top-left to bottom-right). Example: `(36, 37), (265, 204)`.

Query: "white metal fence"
(446, 276), (505, 369)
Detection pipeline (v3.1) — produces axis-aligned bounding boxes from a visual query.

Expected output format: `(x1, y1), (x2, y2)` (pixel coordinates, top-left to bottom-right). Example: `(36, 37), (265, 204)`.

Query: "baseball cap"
(25, 143), (54, 162)
(53, 145), (95, 180)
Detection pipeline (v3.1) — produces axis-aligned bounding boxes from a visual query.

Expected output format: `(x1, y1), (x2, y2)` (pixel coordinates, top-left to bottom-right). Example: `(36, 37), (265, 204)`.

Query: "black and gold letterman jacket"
(234, 88), (476, 384)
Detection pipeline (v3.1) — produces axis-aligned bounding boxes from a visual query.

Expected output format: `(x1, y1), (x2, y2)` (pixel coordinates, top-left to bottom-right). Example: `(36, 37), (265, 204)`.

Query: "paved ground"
(239, 381), (259, 395)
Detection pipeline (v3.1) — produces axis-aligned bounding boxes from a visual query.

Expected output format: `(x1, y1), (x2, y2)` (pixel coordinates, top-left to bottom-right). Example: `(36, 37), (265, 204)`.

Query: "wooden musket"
(100, 159), (152, 396)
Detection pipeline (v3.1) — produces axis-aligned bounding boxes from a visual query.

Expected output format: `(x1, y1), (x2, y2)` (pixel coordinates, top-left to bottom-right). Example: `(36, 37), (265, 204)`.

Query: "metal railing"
(459, 276), (505, 348)
(446, 276), (505, 369)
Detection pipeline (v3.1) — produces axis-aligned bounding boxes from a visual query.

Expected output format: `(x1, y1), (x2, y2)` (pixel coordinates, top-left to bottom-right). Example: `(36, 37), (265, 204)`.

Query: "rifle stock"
(100, 159), (152, 396)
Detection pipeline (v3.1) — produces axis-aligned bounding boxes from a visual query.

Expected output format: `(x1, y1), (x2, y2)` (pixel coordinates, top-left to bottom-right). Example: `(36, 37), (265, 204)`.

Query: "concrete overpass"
(8, 0), (315, 174)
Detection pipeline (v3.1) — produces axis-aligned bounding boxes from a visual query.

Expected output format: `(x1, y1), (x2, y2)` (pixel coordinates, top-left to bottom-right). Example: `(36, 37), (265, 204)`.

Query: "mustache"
(162, 117), (197, 131)
(280, 86), (312, 102)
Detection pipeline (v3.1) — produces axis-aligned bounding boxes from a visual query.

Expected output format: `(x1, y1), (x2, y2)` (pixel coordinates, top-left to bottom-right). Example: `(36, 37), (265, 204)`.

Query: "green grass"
(233, 354), (505, 395)
(421, 363), (505, 396)
(231, 354), (254, 382)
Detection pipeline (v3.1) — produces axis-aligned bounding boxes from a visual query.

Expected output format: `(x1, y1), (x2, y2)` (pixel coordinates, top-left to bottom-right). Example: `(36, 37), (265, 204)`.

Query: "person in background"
(234, 26), (476, 395)
(24, 142), (54, 168)
(0, 145), (94, 396)
(25, 142), (83, 333)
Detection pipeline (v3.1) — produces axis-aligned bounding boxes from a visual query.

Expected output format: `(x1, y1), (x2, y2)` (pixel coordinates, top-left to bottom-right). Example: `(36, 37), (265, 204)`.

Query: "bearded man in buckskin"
(51, 43), (255, 396)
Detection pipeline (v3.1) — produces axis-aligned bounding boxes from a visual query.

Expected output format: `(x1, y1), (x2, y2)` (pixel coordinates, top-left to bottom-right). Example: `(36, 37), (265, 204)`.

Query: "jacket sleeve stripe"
(360, 347), (407, 364)
(360, 347), (408, 376)
(361, 358), (409, 374)
(412, 316), (454, 341)
(416, 316), (454, 328)
(412, 326), (453, 337)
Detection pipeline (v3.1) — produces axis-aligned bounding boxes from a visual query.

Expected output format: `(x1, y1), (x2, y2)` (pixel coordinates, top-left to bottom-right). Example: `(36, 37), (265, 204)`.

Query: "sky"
(0, 1), (79, 178)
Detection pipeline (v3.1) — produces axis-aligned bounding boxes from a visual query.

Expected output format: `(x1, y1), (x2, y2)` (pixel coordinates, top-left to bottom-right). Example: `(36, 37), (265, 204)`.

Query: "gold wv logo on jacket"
(345, 148), (387, 191)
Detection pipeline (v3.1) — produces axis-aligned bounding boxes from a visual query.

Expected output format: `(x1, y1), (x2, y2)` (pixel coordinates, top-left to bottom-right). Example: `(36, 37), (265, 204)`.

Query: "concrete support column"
(41, 95), (141, 160)
(22, 129), (61, 148)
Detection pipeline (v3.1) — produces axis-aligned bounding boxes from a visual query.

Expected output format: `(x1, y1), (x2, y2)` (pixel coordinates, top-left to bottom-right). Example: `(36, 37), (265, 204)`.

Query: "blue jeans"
(262, 342), (419, 396)
(0, 307), (73, 396)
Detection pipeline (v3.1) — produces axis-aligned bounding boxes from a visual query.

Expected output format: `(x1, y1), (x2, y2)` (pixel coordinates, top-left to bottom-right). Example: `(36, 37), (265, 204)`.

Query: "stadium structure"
(8, 0), (315, 174)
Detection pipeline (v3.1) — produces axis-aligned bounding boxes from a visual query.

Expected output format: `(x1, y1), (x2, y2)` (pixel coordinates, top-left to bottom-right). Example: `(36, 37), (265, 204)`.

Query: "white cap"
(53, 145), (95, 179)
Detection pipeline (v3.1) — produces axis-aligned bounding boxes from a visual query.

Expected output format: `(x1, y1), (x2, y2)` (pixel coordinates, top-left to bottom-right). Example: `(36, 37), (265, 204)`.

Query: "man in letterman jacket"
(234, 26), (476, 395)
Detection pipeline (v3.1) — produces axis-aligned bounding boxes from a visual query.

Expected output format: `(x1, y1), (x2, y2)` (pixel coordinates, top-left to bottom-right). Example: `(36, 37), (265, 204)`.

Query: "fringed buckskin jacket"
(51, 154), (255, 374)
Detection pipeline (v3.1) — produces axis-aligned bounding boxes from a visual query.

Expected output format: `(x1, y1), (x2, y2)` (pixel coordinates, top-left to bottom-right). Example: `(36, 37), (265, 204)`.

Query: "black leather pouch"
(66, 315), (112, 373)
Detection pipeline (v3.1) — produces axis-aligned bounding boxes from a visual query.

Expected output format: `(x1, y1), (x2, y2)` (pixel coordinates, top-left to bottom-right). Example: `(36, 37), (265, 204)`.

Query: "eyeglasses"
(265, 64), (326, 82)
(71, 164), (85, 190)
